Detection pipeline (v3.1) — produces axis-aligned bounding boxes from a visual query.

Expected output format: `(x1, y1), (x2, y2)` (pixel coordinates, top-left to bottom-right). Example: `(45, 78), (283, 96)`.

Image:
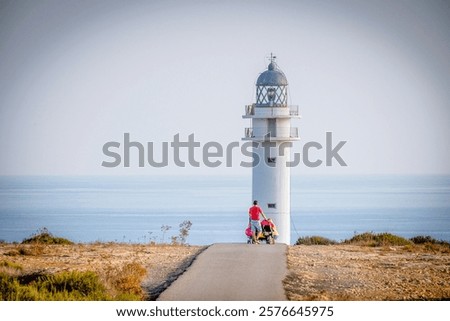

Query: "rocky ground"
(284, 245), (450, 300)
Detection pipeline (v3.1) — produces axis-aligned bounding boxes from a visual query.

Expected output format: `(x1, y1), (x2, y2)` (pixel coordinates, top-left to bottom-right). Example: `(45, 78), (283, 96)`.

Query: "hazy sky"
(0, 0), (449, 176)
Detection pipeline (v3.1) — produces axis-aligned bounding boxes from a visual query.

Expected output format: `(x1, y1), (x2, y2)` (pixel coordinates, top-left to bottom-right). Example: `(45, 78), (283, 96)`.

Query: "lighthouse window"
(268, 157), (276, 163)
(268, 203), (276, 209)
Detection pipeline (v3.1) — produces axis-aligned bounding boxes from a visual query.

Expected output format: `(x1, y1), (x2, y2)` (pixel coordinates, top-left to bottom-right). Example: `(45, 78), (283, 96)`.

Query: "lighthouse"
(243, 55), (300, 244)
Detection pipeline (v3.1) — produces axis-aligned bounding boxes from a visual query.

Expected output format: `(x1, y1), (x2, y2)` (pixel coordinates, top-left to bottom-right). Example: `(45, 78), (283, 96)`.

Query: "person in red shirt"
(248, 200), (267, 244)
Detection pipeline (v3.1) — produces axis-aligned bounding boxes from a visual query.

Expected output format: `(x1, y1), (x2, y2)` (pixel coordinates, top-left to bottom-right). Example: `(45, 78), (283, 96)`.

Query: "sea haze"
(0, 175), (449, 245)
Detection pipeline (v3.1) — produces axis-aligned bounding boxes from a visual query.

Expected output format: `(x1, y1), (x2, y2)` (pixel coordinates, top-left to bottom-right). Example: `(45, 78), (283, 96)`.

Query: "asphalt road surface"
(157, 243), (288, 301)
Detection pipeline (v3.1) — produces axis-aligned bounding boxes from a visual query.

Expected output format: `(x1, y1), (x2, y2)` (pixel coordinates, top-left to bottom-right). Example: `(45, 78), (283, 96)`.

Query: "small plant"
(160, 225), (172, 243)
(22, 228), (73, 245)
(171, 221), (193, 245)
(178, 220), (192, 244)
(295, 236), (336, 245)
(147, 231), (157, 244)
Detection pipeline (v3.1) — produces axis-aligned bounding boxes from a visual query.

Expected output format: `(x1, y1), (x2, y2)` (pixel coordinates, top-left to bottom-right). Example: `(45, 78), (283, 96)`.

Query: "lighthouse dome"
(256, 62), (288, 86)
(255, 59), (288, 107)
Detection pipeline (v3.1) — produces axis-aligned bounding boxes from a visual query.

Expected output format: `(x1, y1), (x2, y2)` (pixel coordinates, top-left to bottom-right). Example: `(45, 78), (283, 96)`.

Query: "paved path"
(157, 243), (288, 301)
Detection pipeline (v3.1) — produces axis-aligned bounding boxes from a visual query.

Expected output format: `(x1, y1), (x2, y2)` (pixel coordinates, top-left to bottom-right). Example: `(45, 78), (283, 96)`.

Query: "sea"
(0, 175), (449, 245)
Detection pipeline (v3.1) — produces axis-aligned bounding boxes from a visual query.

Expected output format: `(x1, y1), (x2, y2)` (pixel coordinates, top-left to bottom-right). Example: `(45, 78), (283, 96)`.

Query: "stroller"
(245, 218), (277, 244)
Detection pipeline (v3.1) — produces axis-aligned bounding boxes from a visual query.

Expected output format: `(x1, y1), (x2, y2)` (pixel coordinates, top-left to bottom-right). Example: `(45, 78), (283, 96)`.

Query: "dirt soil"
(284, 245), (450, 300)
(0, 243), (205, 300)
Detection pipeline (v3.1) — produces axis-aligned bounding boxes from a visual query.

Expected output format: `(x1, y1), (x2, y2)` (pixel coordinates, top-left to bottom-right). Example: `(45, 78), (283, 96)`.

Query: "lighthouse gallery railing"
(244, 105), (299, 116)
(244, 127), (298, 139)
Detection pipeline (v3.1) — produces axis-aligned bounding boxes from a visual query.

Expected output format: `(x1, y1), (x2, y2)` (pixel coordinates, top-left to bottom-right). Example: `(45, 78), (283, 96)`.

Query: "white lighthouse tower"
(243, 55), (300, 244)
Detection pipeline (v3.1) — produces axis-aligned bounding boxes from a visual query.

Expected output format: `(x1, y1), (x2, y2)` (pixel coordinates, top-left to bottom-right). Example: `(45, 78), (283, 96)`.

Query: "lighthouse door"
(267, 119), (276, 138)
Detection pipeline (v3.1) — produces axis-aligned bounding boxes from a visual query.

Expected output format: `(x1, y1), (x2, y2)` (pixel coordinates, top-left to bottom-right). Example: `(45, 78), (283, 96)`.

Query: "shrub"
(20, 243), (46, 256)
(410, 235), (436, 244)
(4, 250), (19, 257)
(104, 262), (147, 300)
(37, 271), (109, 300)
(295, 236), (336, 245)
(409, 235), (450, 253)
(410, 235), (449, 246)
(22, 227), (73, 245)
(0, 270), (111, 301)
(0, 273), (21, 300)
(344, 232), (412, 247)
